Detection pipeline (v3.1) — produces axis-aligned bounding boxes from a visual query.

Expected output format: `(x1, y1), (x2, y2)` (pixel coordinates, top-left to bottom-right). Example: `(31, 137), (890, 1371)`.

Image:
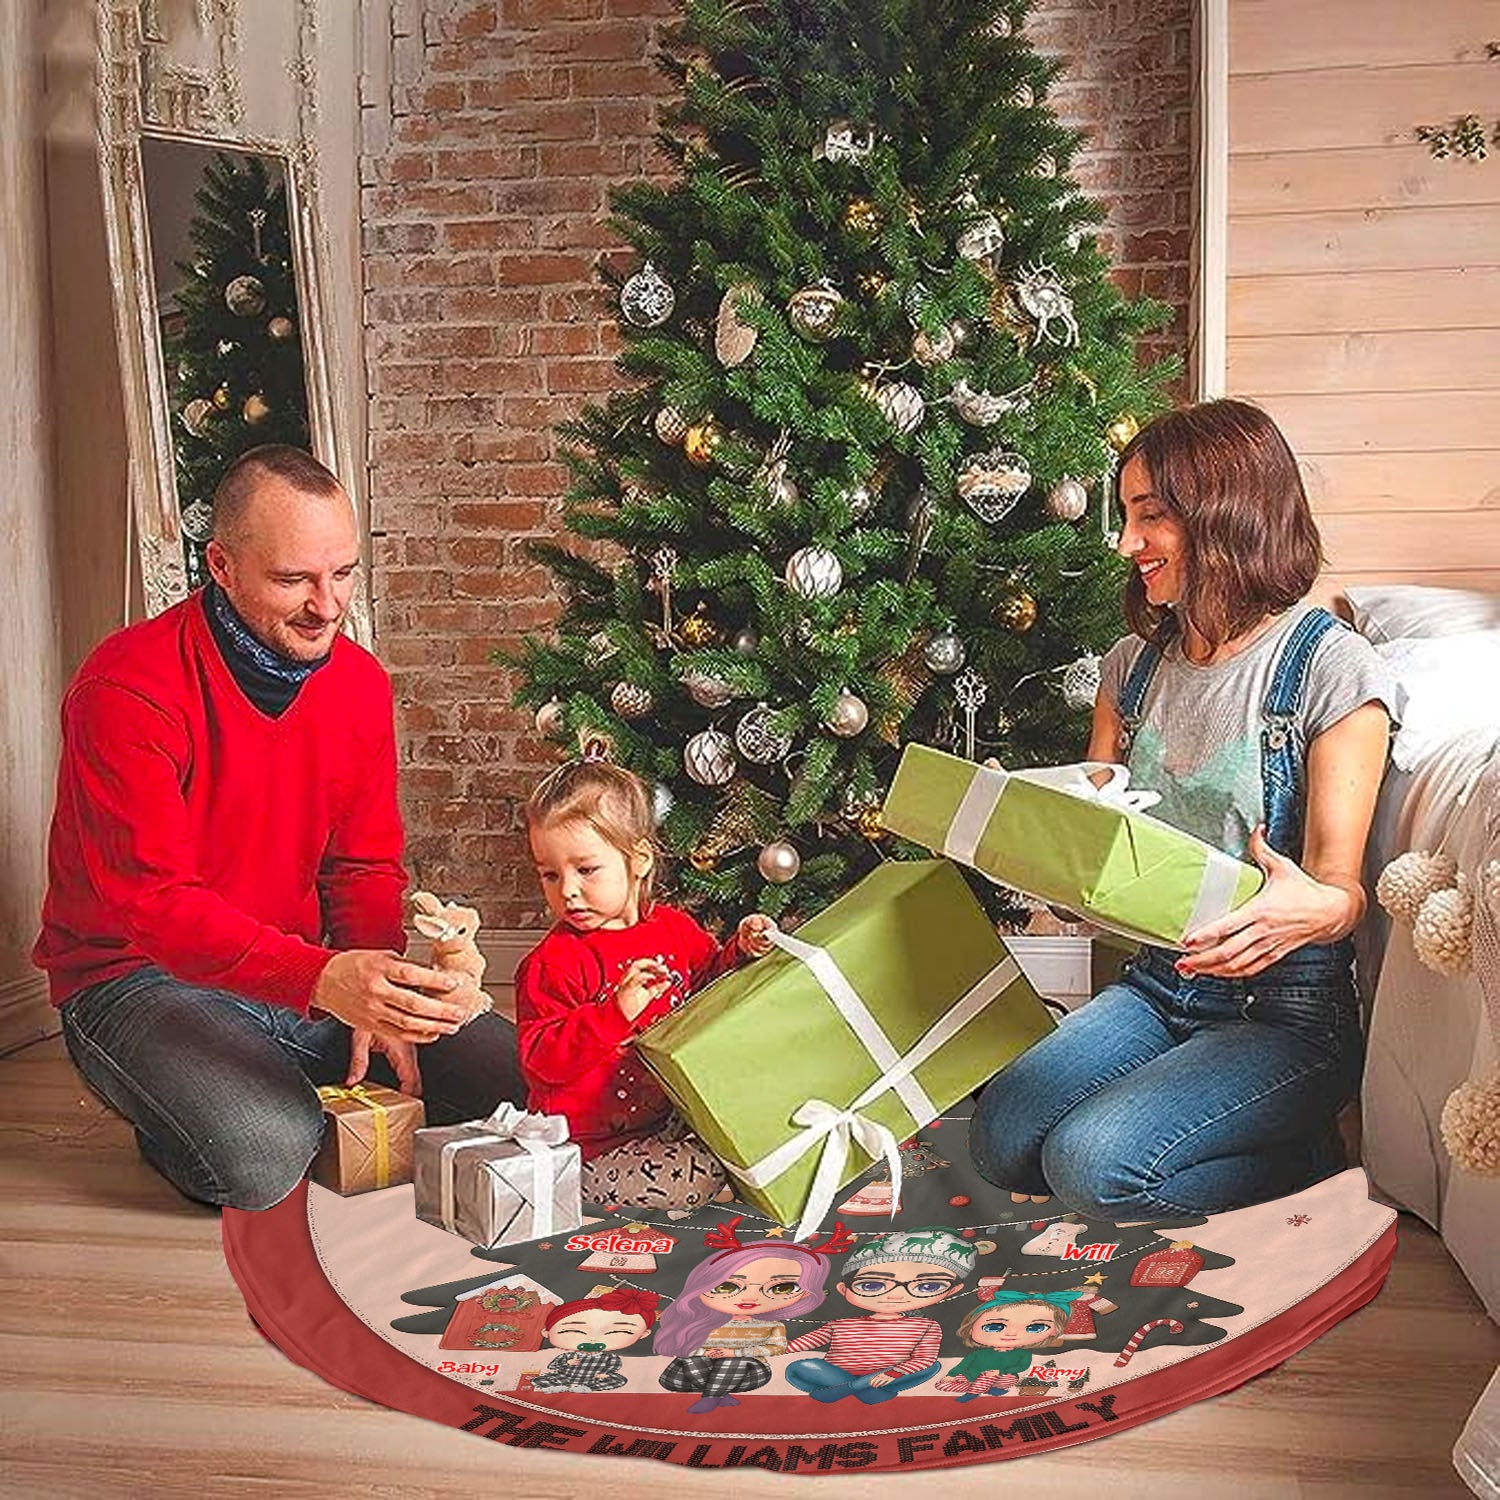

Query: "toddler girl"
(515, 749), (775, 1210)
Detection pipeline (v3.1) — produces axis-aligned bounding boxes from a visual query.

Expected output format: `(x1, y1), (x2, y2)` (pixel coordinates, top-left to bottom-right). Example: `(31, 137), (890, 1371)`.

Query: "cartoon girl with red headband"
(654, 1218), (853, 1414)
(529, 1288), (660, 1394)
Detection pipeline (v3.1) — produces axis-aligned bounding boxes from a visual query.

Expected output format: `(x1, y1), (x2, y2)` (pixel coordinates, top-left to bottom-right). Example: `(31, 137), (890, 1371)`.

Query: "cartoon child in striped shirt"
(784, 1228), (977, 1404)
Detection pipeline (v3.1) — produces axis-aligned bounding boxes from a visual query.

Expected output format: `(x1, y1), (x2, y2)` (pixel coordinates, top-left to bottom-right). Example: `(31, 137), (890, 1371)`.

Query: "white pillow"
(1376, 630), (1500, 770)
(1345, 584), (1500, 643)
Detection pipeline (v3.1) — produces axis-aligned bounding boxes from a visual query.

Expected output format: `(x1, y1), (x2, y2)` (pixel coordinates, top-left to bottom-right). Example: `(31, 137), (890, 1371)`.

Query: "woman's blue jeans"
(60, 965), (523, 1211)
(970, 943), (1362, 1221)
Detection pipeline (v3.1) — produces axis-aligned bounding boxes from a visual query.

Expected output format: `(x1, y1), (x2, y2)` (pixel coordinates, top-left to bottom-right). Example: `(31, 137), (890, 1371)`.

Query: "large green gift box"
(884, 744), (1264, 949)
(636, 859), (1054, 1236)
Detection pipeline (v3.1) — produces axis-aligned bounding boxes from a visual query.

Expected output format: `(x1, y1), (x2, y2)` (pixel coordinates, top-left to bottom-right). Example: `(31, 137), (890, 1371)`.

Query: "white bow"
(782, 1100), (904, 1244)
(440, 1103), (571, 1240)
(1013, 761), (1162, 813)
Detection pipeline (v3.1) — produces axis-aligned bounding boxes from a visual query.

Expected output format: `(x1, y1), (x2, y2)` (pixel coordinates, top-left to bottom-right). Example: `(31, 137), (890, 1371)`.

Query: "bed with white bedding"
(1347, 587), (1500, 1320)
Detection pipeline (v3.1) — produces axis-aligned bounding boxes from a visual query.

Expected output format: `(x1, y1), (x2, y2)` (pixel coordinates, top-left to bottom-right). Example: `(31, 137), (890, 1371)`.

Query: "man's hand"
(346, 1028), (423, 1096)
(313, 949), (470, 1046)
(615, 957), (673, 1021)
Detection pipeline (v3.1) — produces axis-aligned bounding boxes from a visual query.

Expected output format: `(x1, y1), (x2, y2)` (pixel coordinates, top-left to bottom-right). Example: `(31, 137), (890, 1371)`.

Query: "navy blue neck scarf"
(204, 581), (330, 717)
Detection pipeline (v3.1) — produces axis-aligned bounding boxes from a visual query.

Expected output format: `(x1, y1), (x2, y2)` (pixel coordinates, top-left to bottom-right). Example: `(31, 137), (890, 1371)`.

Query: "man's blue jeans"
(970, 943), (1362, 1221)
(60, 965), (524, 1211)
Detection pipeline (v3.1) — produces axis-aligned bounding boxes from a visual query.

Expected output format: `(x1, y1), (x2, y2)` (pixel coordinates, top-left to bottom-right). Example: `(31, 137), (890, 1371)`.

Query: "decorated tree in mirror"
(161, 152), (310, 586)
(508, 0), (1175, 929)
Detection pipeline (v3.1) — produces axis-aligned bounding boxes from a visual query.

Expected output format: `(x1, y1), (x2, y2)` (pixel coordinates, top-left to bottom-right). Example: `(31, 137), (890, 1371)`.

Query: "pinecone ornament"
(1441, 1069), (1500, 1176)
(1376, 850), (1458, 925)
(1412, 876), (1474, 976)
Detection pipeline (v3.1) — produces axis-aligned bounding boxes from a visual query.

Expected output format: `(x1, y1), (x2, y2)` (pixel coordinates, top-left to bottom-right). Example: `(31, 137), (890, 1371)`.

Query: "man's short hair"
(211, 445), (345, 545)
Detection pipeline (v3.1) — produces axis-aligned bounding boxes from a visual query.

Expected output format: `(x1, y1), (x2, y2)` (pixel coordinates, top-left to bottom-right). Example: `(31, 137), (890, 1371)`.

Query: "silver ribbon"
(438, 1102), (570, 1241)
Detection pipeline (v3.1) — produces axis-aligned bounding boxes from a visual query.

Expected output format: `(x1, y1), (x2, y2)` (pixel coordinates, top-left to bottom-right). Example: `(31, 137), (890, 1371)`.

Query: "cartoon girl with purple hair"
(655, 1218), (854, 1414)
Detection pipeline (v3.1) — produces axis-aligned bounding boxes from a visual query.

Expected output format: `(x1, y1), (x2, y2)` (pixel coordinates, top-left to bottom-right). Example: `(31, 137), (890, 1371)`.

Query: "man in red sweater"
(34, 446), (521, 1209)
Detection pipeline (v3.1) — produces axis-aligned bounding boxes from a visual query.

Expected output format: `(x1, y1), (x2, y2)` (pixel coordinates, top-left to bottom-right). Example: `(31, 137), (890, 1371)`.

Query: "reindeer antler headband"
(702, 1216), (857, 1262)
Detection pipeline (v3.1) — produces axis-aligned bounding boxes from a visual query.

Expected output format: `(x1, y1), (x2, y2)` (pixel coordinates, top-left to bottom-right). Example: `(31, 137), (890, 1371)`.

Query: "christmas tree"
(510, 0), (1176, 927)
(163, 152), (310, 585)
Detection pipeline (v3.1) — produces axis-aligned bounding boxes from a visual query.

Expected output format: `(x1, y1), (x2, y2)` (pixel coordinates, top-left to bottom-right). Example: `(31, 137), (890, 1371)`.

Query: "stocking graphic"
(1020, 1220), (1088, 1257)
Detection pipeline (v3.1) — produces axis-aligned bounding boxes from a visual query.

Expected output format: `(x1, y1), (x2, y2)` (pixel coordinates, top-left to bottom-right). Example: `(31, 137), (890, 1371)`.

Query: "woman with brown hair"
(970, 399), (1397, 1220)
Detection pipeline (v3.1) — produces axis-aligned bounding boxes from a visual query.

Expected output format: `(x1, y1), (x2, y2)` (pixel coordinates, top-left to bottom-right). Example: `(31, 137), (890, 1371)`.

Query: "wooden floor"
(2, 1033), (1495, 1500)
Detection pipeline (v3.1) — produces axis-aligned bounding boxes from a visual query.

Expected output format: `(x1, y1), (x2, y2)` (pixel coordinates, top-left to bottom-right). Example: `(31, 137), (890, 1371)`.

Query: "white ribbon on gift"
(942, 760), (1245, 942)
(732, 928), (1021, 1241)
(438, 1102), (570, 1241)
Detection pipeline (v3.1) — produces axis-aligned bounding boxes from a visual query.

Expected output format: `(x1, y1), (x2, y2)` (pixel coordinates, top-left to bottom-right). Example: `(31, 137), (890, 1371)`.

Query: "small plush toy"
(1438, 858), (1500, 1177)
(412, 891), (491, 1021)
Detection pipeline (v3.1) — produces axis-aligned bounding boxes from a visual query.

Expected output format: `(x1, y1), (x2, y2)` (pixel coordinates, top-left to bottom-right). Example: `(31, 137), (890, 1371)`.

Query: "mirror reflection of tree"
(161, 152), (310, 585)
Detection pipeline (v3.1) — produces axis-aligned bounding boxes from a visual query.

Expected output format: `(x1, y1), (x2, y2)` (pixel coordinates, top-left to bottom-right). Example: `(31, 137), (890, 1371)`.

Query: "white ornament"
(1014, 261), (1080, 346)
(818, 118), (876, 162)
(788, 282), (844, 341)
(620, 260), (675, 328)
(714, 283), (762, 366)
(1046, 476), (1090, 522)
(683, 670), (734, 709)
(911, 325), (958, 368)
(735, 704), (792, 764)
(923, 631), (966, 675)
(1413, 878), (1474, 976)
(731, 626), (759, 656)
(948, 377), (1032, 427)
(757, 839), (801, 883)
(1377, 850), (1458, 926)
(534, 700), (565, 737)
(956, 212), (1006, 268)
(610, 682), (653, 719)
(652, 783), (674, 825)
(841, 480), (876, 519)
(179, 500), (215, 543)
(872, 380), (925, 435)
(181, 398), (214, 438)
(224, 274), (266, 316)
(826, 690), (869, 737)
(1061, 653), (1102, 710)
(958, 449), (1033, 522)
(684, 728), (736, 786)
(785, 545), (843, 599)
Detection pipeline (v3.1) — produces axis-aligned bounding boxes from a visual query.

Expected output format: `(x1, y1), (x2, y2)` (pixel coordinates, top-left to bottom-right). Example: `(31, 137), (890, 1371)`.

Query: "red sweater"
(515, 905), (740, 1157)
(33, 593), (407, 1011)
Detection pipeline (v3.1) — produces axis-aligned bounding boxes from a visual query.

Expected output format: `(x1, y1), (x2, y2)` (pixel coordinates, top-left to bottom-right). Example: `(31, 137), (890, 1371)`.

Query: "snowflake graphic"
(1286, 1214), (1311, 1227)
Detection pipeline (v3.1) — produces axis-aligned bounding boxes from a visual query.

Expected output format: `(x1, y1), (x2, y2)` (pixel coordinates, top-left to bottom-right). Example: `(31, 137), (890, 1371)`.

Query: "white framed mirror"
(96, 0), (369, 639)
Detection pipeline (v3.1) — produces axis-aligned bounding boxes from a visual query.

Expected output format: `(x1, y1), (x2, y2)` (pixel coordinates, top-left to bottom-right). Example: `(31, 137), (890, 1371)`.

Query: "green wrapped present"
(636, 859), (1053, 1237)
(884, 745), (1264, 949)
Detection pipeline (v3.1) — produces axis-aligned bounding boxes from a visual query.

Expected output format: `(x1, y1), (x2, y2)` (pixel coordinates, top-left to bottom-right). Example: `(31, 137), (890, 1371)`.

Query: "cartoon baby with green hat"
(783, 1228), (976, 1404)
(935, 1287), (1088, 1401)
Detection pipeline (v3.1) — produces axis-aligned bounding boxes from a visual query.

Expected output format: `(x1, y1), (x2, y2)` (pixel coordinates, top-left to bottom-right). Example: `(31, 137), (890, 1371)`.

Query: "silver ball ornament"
(534, 700), (565, 737)
(826, 690), (869, 737)
(757, 839), (801, 884)
(179, 499), (215, 543)
(684, 728), (736, 786)
(731, 626), (759, 656)
(923, 631), (966, 675)
(785, 545), (843, 599)
(1061, 653), (1102, 710)
(735, 704), (792, 764)
(619, 260), (676, 328)
(1046, 476), (1090, 522)
(224, 274), (267, 316)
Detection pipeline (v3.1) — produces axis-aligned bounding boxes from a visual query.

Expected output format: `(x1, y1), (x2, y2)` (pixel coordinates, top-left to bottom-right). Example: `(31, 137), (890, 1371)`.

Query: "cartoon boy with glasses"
(783, 1228), (976, 1404)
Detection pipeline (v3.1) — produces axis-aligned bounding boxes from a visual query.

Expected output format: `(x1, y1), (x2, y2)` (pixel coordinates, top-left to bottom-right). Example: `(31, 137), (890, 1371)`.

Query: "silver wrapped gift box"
(414, 1103), (583, 1249)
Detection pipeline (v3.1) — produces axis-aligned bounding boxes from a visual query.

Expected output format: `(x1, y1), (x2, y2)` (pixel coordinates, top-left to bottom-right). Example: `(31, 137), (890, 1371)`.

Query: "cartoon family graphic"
(934, 1288), (1086, 1400)
(528, 1287), (661, 1394)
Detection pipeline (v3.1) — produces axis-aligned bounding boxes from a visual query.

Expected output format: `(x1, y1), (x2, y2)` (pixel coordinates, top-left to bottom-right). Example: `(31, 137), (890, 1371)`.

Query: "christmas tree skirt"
(223, 1118), (1395, 1475)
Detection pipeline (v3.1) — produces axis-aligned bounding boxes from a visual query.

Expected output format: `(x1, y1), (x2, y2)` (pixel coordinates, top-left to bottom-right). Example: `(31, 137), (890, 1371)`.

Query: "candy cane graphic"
(1113, 1317), (1185, 1366)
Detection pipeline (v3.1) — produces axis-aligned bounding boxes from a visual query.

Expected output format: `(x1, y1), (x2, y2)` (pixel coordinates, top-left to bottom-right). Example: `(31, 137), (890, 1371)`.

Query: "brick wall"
(362, 0), (1193, 930)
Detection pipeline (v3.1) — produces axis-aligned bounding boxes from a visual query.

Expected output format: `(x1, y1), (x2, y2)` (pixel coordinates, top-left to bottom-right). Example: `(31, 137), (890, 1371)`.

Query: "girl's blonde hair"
(523, 757), (660, 915)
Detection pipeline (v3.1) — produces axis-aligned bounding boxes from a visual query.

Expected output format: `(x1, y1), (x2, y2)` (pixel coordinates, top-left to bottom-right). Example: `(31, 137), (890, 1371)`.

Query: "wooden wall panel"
(1227, 0), (1500, 587)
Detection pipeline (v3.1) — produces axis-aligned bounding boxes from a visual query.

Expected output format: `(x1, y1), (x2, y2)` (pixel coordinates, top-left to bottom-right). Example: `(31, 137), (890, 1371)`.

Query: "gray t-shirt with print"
(1097, 604), (1398, 859)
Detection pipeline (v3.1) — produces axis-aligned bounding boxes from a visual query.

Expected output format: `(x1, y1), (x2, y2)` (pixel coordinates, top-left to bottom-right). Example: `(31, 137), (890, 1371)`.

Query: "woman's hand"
(615, 957), (673, 1021)
(346, 1028), (423, 1097)
(1176, 826), (1357, 978)
(737, 913), (779, 958)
